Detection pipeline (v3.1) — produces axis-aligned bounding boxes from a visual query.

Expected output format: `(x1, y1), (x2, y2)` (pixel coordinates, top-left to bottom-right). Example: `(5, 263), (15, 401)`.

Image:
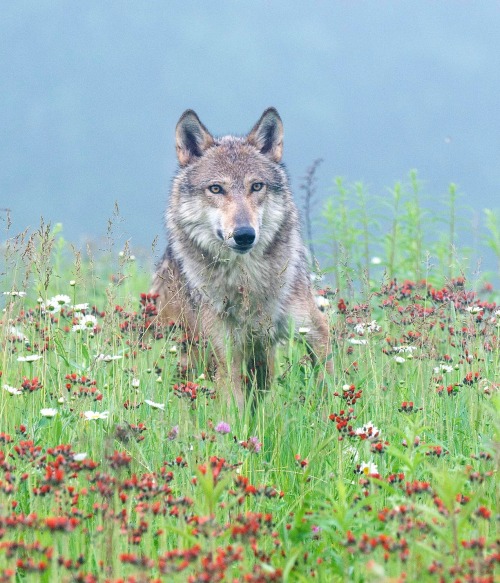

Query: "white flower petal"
(40, 408), (58, 418)
(144, 399), (165, 410)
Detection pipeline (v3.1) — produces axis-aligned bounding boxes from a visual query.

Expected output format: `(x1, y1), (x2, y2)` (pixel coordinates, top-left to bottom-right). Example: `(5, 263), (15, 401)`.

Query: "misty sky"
(1, 2), (499, 271)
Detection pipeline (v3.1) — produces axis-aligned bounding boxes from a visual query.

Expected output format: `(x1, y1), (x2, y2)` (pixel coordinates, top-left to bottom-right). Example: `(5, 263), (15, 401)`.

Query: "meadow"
(0, 173), (498, 582)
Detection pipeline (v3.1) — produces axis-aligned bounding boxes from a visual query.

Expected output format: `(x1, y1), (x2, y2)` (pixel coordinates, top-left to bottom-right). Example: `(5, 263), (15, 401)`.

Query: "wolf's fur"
(151, 108), (333, 409)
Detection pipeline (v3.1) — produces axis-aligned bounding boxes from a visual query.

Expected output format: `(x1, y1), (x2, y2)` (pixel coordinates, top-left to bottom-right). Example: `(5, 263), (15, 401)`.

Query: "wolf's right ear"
(175, 110), (214, 166)
(247, 108), (284, 162)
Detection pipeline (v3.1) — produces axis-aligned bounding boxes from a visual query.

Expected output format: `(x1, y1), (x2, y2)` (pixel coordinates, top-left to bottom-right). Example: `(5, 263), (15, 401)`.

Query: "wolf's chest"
(202, 259), (286, 326)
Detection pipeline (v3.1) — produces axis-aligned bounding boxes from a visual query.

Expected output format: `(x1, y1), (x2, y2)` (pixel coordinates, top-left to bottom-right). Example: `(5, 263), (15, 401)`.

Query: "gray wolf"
(151, 108), (333, 409)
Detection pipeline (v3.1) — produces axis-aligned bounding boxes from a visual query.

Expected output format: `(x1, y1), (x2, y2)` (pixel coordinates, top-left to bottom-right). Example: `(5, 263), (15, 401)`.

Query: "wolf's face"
(171, 109), (288, 256)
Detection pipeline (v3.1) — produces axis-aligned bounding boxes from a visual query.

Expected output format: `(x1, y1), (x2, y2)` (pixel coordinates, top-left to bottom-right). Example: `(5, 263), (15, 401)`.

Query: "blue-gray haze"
(1, 2), (499, 273)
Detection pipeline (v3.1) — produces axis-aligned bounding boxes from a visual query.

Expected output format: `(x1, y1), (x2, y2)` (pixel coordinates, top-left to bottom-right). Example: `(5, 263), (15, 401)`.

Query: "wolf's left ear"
(175, 110), (215, 166)
(247, 108), (284, 162)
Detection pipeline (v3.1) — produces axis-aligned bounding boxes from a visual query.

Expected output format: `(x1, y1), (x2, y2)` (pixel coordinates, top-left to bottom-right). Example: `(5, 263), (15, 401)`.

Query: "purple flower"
(167, 425), (179, 440)
(248, 436), (262, 453)
(215, 421), (231, 434)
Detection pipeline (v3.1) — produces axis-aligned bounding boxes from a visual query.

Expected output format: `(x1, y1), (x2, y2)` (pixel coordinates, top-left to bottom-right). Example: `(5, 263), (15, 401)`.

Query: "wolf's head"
(170, 108), (292, 257)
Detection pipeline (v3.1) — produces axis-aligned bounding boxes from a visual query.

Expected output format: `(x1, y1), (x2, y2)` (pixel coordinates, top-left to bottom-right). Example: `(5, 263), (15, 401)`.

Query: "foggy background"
(1, 2), (499, 271)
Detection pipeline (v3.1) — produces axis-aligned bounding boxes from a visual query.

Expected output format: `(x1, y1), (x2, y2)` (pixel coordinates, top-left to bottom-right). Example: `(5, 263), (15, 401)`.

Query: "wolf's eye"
(208, 184), (224, 194)
(251, 182), (264, 192)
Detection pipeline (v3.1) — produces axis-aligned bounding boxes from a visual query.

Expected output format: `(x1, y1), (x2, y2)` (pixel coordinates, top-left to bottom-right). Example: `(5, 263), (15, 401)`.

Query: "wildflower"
(3, 290), (27, 297)
(169, 345), (178, 353)
(17, 354), (42, 362)
(466, 306), (483, 314)
(371, 257), (382, 265)
(72, 314), (98, 332)
(95, 353), (123, 363)
(315, 295), (330, 309)
(72, 303), (89, 312)
(167, 425), (179, 440)
(393, 356), (406, 363)
(131, 378), (141, 388)
(144, 399), (165, 410)
(355, 321), (381, 335)
(247, 436), (262, 453)
(41, 298), (63, 313)
(83, 410), (109, 420)
(358, 461), (379, 476)
(215, 421), (231, 434)
(354, 323), (365, 335)
(9, 326), (26, 340)
(52, 294), (71, 306)
(69, 280), (76, 286)
(3, 384), (23, 396)
(355, 421), (380, 441)
(40, 408), (58, 418)
(367, 320), (381, 332)
(433, 364), (453, 374)
(298, 327), (310, 334)
(240, 436), (262, 453)
(349, 338), (368, 345)
(392, 346), (417, 353)
(73, 453), (87, 461)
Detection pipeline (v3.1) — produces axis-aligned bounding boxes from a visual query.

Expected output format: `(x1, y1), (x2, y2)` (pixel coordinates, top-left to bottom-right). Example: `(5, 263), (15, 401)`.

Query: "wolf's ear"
(175, 110), (214, 166)
(247, 108), (283, 162)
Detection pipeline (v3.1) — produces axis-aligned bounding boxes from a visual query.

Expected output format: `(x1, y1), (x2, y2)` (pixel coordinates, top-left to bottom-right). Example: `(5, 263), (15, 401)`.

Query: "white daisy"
(95, 354), (123, 363)
(73, 453), (87, 462)
(41, 299), (61, 313)
(72, 314), (98, 332)
(359, 461), (379, 475)
(3, 384), (23, 396)
(17, 354), (42, 362)
(40, 408), (58, 418)
(434, 364), (453, 374)
(83, 410), (109, 420)
(3, 291), (27, 297)
(393, 346), (417, 353)
(144, 399), (165, 410)
(52, 294), (71, 306)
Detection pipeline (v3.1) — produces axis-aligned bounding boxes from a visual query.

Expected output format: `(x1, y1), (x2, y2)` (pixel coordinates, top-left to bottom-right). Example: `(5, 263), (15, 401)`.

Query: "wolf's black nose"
(233, 227), (256, 247)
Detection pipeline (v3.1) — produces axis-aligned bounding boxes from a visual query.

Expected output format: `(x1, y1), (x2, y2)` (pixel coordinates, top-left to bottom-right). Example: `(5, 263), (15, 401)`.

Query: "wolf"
(151, 108), (333, 409)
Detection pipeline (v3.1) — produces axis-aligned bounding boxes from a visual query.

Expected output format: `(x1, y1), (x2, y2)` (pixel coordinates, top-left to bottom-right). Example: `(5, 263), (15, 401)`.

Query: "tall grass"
(319, 170), (499, 296)
(0, 177), (499, 582)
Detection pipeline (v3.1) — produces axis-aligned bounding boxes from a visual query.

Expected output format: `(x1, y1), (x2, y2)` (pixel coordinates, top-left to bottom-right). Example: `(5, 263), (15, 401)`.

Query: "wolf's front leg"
(213, 353), (245, 411)
(247, 343), (276, 396)
(306, 308), (334, 384)
(206, 322), (246, 410)
(291, 298), (333, 383)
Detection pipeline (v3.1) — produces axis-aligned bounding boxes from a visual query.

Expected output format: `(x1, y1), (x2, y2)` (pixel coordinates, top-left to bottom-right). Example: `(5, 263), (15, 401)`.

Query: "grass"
(0, 177), (499, 582)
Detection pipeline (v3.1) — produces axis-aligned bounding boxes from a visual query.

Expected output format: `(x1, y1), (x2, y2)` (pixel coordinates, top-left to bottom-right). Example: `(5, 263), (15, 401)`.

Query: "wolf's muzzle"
(232, 227), (256, 251)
